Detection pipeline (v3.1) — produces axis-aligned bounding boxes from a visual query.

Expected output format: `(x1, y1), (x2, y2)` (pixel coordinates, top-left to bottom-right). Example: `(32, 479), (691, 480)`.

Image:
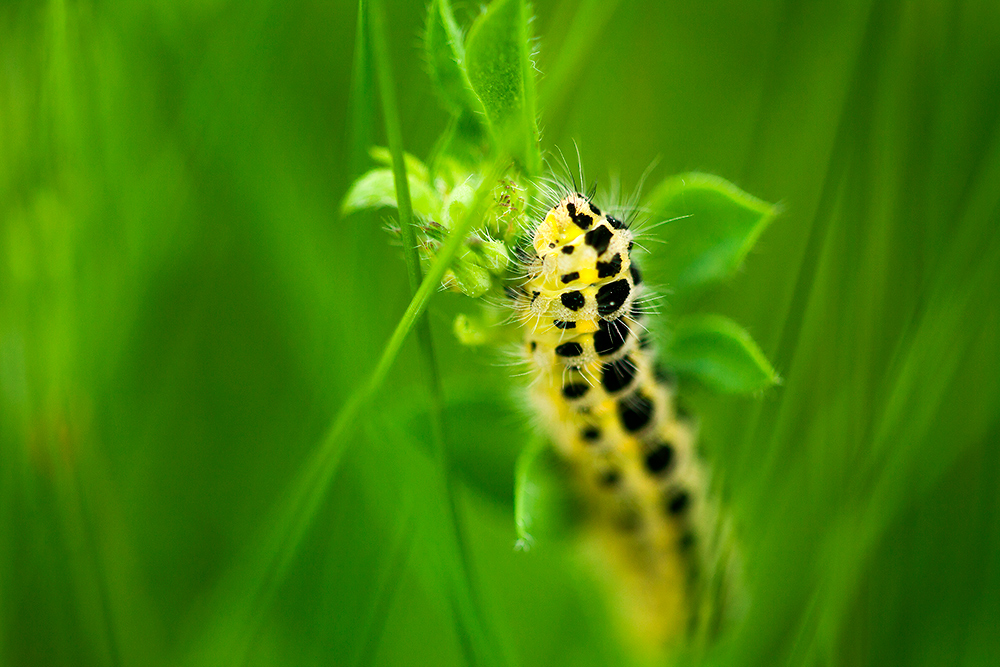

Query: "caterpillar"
(510, 189), (729, 652)
(343, 158), (745, 652)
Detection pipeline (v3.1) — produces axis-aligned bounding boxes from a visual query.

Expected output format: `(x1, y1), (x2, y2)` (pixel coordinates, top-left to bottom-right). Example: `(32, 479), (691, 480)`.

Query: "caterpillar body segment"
(513, 192), (715, 650)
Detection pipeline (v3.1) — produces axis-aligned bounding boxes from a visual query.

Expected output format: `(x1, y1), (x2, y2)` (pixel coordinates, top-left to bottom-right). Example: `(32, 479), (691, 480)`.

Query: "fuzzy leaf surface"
(425, 0), (484, 122)
(515, 440), (576, 548)
(465, 0), (540, 173)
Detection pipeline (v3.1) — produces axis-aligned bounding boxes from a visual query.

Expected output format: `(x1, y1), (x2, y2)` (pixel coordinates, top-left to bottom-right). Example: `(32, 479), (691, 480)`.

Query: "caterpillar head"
(524, 193), (636, 322)
(533, 193), (620, 254)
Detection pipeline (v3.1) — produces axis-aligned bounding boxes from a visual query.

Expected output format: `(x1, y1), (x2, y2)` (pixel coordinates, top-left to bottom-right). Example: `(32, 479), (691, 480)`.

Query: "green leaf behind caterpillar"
(515, 436), (577, 549)
(643, 172), (778, 299)
(664, 314), (780, 394)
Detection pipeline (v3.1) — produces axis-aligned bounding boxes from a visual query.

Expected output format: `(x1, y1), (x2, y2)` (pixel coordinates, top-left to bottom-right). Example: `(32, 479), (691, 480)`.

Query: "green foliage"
(3, 1), (1000, 667)
(348, 0), (376, 176)
(637, 171), (779, 396)
(465, 0), (541, 174)
(425, 0), (484, 123)
(643, 172), (778, 299)
(341, 167), (441, 216)
(665, 315), (780, 393)
(514, 437), (577, 549)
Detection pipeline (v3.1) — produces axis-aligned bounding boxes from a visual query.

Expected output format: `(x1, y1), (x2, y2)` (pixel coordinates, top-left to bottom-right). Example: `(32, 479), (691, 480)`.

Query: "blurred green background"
(2, 1), (999, 666)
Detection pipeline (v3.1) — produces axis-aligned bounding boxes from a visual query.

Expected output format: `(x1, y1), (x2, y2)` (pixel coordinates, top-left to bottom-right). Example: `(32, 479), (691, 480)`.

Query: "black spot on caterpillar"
(594, 318), (629, 356)
(598, 468), (621, 488)
(555, 342), (584, 357)
(565, 201), (594, 229)
(601, 355), (638, 393)
(644, 441), (675, 475)
(561, 290), (585, 311)
(596, 279), (631, 316)
(562, 382), (590, 399)
(597, 253), (623, 279)
(665, 489), (691, 516)
(584, 225), (614, 254)
(618, 391), (654, 432)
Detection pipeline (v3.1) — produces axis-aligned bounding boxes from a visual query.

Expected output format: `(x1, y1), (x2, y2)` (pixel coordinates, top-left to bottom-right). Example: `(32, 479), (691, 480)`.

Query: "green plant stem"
(368, 0), (445, 462)
(370, 2), (497, 665)
(352, 513), (417, 667)
(369, 0), (418, 296)
(366, 159), (506, 395)
(336, 159), (510, 667)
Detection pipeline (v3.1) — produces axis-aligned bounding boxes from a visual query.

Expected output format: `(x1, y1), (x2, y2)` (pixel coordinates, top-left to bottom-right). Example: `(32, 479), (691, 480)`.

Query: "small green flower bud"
(479, 240), (509, 274)
(451, 261), (492, 298)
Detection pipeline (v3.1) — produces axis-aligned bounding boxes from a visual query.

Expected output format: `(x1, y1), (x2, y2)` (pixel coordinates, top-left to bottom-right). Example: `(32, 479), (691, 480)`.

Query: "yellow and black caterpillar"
(511, 191), (720, 651)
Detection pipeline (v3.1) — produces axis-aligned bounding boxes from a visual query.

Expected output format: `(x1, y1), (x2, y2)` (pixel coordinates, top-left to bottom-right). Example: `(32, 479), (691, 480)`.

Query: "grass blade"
(352, 513), (417, 667)
(348, 0), (375, 179)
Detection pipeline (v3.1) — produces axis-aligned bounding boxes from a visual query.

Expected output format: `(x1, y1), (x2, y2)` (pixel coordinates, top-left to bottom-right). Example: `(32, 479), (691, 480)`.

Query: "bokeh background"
(2, 1), (999, 666)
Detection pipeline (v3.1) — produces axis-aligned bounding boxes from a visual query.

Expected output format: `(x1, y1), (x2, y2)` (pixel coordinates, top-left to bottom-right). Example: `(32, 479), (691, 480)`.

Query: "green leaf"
(341, 168), (441, 219)
(369, 146), (431, 183)
(642, 172), (778, 296)
(425, 0), (485, 123)
(465, 0), (541, 174)
(664, 314), (780, 394)
(514, 437), (576, 549)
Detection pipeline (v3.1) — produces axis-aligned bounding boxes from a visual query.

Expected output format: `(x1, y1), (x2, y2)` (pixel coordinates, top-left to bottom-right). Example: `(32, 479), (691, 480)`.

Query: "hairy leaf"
(425, 0), (484, 123)
(465, 0), (540, 174)
(514, 438), (576, 549)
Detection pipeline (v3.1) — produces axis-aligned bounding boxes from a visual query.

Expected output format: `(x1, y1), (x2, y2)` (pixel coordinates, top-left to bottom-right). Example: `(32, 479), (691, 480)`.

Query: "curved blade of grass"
(734, 0), (895, 485)
(783, 211), (1000, 667)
